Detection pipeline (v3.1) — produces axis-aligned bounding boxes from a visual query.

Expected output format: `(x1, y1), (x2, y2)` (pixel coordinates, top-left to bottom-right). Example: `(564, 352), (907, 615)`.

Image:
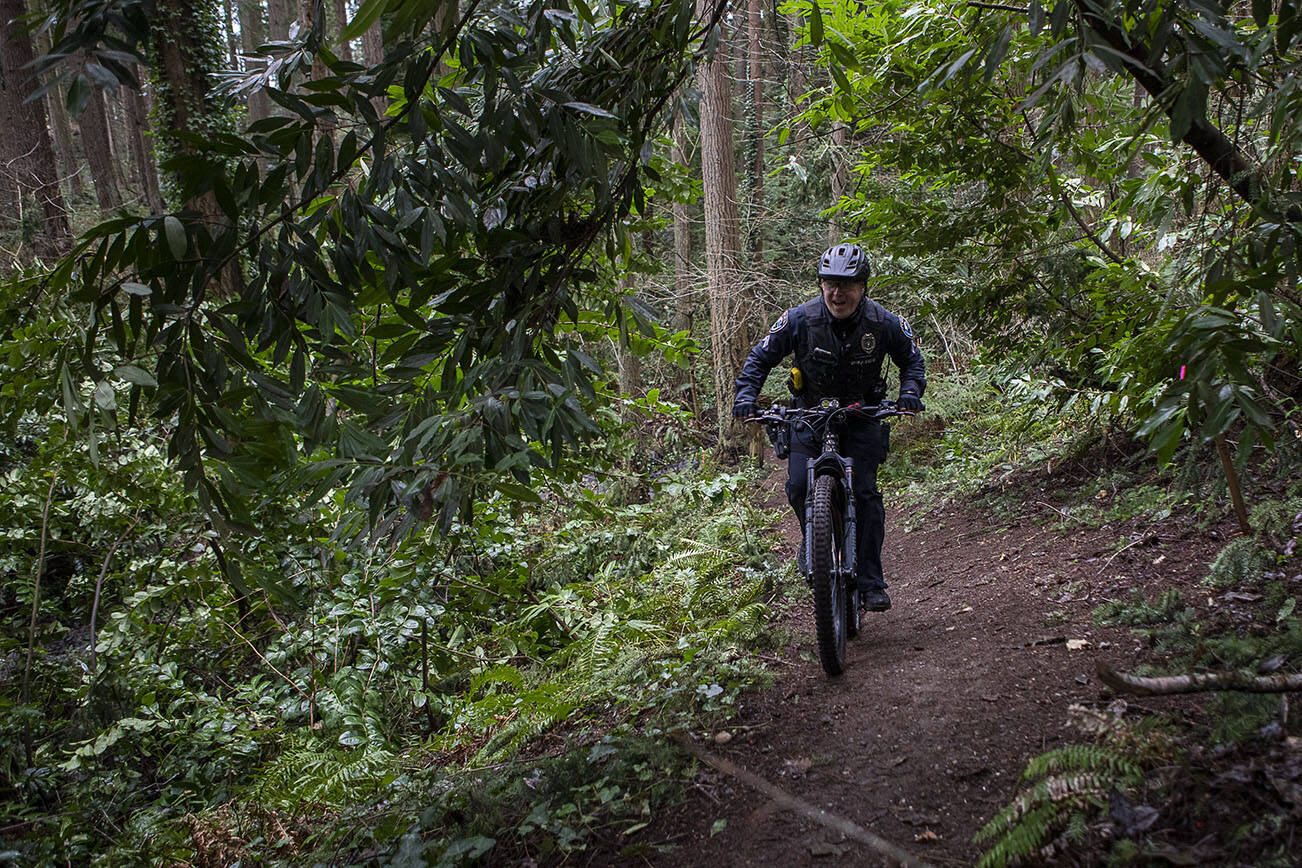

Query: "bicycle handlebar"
(743, 399), (919, 426)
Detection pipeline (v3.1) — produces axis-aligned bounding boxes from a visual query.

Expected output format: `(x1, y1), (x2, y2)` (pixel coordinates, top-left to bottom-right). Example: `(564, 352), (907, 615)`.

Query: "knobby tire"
(810, 474), (847, 676)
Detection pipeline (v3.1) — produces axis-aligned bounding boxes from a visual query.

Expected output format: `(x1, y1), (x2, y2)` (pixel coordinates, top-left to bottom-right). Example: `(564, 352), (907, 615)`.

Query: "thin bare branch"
(1098, 661), (1302, 695)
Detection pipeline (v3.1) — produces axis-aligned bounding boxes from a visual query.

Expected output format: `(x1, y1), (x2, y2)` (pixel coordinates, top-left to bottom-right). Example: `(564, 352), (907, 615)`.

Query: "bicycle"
(746, 399), (917, 676)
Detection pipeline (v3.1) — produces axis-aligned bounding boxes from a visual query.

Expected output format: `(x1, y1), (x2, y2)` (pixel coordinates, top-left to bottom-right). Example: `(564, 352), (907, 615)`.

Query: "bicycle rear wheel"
(809, 474), (847, 676)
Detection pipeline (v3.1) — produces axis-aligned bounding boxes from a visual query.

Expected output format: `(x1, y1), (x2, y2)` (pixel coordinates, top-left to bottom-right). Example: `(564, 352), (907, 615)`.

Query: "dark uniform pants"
(785, 422), (889, 592)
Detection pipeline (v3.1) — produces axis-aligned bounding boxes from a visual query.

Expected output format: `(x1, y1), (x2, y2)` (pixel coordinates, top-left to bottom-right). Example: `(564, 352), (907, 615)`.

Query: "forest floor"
(639, 450), (1235, 867)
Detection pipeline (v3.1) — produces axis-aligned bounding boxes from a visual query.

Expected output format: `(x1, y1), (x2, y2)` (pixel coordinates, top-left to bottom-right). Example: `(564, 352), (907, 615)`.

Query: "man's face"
(821, 278), (865, 320)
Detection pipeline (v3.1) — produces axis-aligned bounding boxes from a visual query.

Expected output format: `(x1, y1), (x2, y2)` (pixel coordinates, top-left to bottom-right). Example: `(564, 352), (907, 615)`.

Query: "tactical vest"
(793, 297), (889, 406)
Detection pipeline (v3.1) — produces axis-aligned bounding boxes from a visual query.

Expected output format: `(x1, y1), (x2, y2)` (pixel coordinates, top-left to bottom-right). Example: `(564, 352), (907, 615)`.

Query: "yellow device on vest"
(788, 366), (804, 393)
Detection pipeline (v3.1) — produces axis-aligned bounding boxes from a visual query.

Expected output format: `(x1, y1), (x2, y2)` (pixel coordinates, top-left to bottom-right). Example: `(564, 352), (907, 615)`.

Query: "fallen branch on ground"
(671, 733), (937, 868)
(1098, 661), (1302, 695)
(1035, 500), (1092, 524)
(1096, 533), (1157, 574)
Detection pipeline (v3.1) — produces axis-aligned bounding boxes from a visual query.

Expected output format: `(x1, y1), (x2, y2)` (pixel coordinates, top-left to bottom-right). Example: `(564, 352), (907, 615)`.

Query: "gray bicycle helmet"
(818, 243), (871, 281)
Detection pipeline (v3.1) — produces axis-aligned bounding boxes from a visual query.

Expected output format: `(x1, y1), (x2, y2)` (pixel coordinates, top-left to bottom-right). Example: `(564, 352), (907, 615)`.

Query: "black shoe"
(860, 588), (891, 612)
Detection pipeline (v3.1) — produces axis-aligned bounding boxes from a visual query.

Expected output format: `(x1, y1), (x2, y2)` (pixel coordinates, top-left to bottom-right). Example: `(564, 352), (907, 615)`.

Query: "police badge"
(860, 332), (877, 356)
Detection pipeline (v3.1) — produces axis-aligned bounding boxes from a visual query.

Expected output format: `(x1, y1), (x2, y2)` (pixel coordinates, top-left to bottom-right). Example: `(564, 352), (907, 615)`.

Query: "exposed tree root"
(671, 733), (937, 868)
(1097, 661), (1302, 696)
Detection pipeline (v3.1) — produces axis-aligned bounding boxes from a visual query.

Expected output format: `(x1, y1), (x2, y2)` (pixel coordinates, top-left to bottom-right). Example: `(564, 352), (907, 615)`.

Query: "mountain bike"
(746, 399), (916, 676)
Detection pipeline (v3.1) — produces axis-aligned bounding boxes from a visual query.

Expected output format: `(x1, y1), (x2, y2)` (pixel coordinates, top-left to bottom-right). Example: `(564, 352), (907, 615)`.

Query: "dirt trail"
(650, 458), (1226, 867)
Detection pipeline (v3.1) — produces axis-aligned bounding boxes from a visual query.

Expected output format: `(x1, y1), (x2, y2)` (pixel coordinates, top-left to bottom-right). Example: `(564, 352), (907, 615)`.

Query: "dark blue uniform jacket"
(734, 296), (926, 414)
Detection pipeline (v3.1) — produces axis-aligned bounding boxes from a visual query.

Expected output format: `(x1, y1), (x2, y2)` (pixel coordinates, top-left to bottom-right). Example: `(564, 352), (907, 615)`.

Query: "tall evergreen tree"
(0, 0), (69, 259)
(697, 0), (747, 433)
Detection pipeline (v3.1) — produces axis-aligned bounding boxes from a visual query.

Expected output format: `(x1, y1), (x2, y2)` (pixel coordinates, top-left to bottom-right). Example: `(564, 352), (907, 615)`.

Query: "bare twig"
(672, 733), (937, 868)
(1215, 435), (1252, 534)
(88, 515), (141, 673)
(1035, 501), (1089, 525)
(1098, 661), (1302, 695)
(929, 313), (959, 375)
(22, 474), (58, 704)
(216, 615), (314, 705)
(21, 471), (59, 763)
(1096, 533), (1156, 575)
(1004, 635), (1067, 650)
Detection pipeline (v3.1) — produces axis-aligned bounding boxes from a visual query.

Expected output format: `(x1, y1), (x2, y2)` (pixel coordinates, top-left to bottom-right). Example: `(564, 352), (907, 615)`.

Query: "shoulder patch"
(769, 309), (790, 333)
(899, 316), (914, 340)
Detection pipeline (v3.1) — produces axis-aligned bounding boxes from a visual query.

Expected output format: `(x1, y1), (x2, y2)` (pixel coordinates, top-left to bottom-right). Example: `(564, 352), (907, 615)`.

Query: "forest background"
(1, 0), (1300, 864)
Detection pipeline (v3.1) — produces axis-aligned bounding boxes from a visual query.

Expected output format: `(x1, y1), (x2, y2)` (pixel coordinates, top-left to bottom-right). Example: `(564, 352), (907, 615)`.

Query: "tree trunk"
(48, 91), (83, 199)
(237, 0), (270, 124)
(617, 274), (643, 419)
(670, 109), (700, 417)
(268, 0), (294, 38)
(361, 12), (383, 112)
(297, 0), (328, 79)
(122, 77), (163, 212)
(34, 25), (83, 199)
(333, 0), (352, 62)
(361, 12), (381, 64)
(221, 0), (240, 68)
(0, 0), (70, 257)
(827, 122), (847, 244)
(105, 90), (130, 196)
(151, 0), (239, 291)
(80, 87), (122, 209)
(697, 0), (748, 440)
(746, 0), (764, 265)
(785, 7), (807, 157)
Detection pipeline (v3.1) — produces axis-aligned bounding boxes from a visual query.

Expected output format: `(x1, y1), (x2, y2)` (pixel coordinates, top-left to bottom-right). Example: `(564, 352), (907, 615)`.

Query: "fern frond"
(665, 539), (733, 567)
(470, 664), (525, 696)
(704, 601), (770, 639)
(975, 803), (1061, 868)
(248, 742), (396, 810)
(1022, 744), (1140, 784)
(468, 685), (576, 765)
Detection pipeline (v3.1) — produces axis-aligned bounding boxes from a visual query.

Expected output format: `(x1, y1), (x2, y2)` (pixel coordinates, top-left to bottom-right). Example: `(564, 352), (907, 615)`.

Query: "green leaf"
(984, 27), (1012, 81)
(1253, 0), (1272, 27)
(341, 0), (391, 42)
(564, 101), (616, 118)
(163, 216), (187, 260)
(114, 364), (158, 388)
(121, 282), (152, 296)
(495, 479), (542, 503)
(67, 73), (92, 117)
(806, 1), (823, 46)
(1150, 418), (1185, 466)
(93, 380), (117, 411)
(829, 60), (851, 93)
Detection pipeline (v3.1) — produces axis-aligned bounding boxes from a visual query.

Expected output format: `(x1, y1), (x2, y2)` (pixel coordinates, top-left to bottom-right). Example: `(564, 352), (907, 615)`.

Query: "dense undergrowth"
(890, 364), (1302, 867)
(1, 397), (789, 865)
(5, 348), (1299, 866)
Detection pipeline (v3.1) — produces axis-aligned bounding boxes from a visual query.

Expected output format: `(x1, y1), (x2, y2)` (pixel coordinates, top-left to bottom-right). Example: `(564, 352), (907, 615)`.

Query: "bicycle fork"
(803, 450), (859, 584)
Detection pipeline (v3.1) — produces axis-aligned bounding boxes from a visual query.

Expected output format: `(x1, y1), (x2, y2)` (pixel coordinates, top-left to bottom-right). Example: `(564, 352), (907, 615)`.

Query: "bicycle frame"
(806, 425), (857, 586)
(746, 399), (912, 676)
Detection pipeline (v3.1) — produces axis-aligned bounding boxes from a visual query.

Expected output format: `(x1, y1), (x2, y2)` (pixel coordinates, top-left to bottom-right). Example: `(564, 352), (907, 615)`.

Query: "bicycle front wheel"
(809, 474), (847, 676)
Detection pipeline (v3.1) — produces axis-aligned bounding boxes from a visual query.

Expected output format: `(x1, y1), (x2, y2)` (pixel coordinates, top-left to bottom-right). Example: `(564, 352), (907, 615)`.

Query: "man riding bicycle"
(732, 243), (926, 612)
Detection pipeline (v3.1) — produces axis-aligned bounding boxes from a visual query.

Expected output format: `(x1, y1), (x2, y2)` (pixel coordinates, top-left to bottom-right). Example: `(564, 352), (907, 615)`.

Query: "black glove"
(897, 391), (924, 413)
(733, 400), (759, 420)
